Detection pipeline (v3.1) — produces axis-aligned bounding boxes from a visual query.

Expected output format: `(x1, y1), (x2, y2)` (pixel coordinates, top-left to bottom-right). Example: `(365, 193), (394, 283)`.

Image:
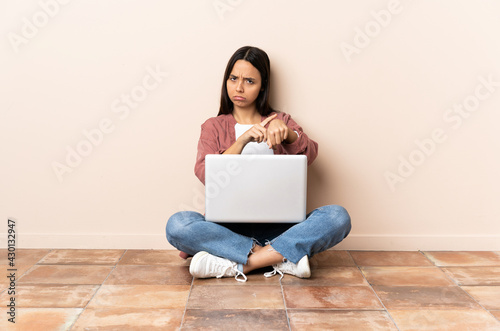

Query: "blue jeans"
(166, 205), (351, 264)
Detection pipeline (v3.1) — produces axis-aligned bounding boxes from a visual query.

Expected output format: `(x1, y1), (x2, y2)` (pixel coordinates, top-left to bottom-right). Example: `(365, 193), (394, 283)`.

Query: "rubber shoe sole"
(295, 255), (311, 278)
(189, 251), (209, 277)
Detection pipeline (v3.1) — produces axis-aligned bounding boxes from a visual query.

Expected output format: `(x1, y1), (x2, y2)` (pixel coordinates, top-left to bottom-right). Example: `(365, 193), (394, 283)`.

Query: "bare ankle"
(252, 244), (264, 253)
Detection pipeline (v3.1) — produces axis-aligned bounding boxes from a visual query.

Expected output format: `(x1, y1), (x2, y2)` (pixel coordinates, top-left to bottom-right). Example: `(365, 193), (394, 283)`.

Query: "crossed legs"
(166, 205), (352, 280)
(242, 244), (283, 274)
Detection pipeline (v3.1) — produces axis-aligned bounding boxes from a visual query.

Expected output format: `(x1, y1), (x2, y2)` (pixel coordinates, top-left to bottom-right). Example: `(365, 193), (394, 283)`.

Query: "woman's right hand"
(238, 114), (277, 146)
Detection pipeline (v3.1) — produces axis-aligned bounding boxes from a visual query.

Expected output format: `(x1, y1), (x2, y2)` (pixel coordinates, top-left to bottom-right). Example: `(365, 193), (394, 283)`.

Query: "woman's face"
(226, 60), (262, 111)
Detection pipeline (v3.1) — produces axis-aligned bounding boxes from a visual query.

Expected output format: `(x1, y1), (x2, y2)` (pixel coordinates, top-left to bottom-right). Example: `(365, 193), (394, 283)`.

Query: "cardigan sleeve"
(194, 113), (318, 184)
(279, 112), (319, 165)
(194, 118), (226, 185)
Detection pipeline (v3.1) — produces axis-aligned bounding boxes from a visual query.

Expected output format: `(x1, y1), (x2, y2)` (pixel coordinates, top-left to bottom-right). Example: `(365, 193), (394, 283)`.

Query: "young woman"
(166, 46), (351, 282)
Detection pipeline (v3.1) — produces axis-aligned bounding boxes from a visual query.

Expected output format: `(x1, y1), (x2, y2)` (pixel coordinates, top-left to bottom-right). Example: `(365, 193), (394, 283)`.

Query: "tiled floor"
(1, 250), (500, 330)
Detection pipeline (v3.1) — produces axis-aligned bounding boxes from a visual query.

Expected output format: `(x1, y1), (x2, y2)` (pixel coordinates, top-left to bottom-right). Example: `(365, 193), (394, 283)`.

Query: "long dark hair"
(217, 46), (276, 116)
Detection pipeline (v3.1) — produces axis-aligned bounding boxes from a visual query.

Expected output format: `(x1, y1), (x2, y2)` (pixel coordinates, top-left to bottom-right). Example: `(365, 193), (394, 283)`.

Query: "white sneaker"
(264, 255), (311, 280)
(190, 251), (247, 282)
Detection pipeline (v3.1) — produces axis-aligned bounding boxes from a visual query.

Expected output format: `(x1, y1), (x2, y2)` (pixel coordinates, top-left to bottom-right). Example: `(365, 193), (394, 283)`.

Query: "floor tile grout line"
(356, 251), (500, 326)
(345, 250), (358, 266)
(2, 264), (39, 292)
(419, 250), (438, 267)
(454, 283), (500, 320)
(35, 248), (54, 264)
(433, 262), (462, 287)
(420, 250), (500, 268)
(347, 251), (402, 331)
(114, 249), (129, 265)
(420, 250), (500, 317)
(179, 274), (195, 330)
(348, 250), (436, 268)
(38, 248), (128, 266)
(279, 277), (292, 331)
(67, 249), (129, 331)
(28, 264), (106, 268)
(0, 249), (55, 295)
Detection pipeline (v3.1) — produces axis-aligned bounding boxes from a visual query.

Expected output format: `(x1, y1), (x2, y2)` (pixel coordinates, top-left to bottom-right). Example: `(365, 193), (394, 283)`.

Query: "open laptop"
(204, 154), (307, 223)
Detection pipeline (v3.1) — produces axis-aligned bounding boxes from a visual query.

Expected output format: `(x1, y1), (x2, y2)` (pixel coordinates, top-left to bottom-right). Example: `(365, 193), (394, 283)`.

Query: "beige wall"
(1, 0), (499, 250)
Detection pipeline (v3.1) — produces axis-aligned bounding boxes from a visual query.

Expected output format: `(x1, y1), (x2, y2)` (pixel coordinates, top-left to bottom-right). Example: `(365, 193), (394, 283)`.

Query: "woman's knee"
(323, 204), (352, 233)
(165, 211), (199, 242)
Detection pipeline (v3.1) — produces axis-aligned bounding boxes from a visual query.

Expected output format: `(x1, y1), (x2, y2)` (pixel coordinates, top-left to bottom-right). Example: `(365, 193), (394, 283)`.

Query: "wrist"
(236, 135), (250, 147)
(224, 139), (245, 154)
(285, 128), (298, 144)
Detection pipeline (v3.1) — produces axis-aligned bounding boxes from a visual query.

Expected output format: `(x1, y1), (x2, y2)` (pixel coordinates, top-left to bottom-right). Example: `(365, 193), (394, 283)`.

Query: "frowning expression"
(226, 60), (262, 110)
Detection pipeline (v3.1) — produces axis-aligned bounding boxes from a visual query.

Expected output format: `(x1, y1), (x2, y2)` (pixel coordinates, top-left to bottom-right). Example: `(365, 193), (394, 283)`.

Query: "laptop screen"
(204, 154), (307, 223)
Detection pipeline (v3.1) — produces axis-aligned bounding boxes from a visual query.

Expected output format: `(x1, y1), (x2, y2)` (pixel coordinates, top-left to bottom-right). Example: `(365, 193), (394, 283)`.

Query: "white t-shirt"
(235, 124), (274, 155)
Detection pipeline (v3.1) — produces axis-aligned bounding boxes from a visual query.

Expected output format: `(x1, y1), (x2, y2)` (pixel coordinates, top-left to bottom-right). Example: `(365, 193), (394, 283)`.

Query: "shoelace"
(234, 269), (248, 283)
(264, 265), (285, 280)
(214, 263), (248, 282)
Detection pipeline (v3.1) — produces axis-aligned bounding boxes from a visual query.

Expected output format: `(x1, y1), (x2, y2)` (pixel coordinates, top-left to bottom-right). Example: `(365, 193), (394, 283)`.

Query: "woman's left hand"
(266, 119), (295, 149)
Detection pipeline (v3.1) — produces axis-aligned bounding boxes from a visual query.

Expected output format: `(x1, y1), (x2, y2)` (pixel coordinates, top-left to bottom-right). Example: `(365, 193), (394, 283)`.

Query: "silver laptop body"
(204, 154), (307, 223)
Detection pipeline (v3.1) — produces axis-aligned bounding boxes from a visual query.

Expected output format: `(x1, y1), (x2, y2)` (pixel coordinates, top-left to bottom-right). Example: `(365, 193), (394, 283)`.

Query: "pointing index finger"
(260, 113), (277, 127)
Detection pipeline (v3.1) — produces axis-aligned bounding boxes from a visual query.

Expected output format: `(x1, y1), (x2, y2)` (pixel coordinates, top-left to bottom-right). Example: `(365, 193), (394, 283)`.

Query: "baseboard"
(6, 233), (500, 250)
